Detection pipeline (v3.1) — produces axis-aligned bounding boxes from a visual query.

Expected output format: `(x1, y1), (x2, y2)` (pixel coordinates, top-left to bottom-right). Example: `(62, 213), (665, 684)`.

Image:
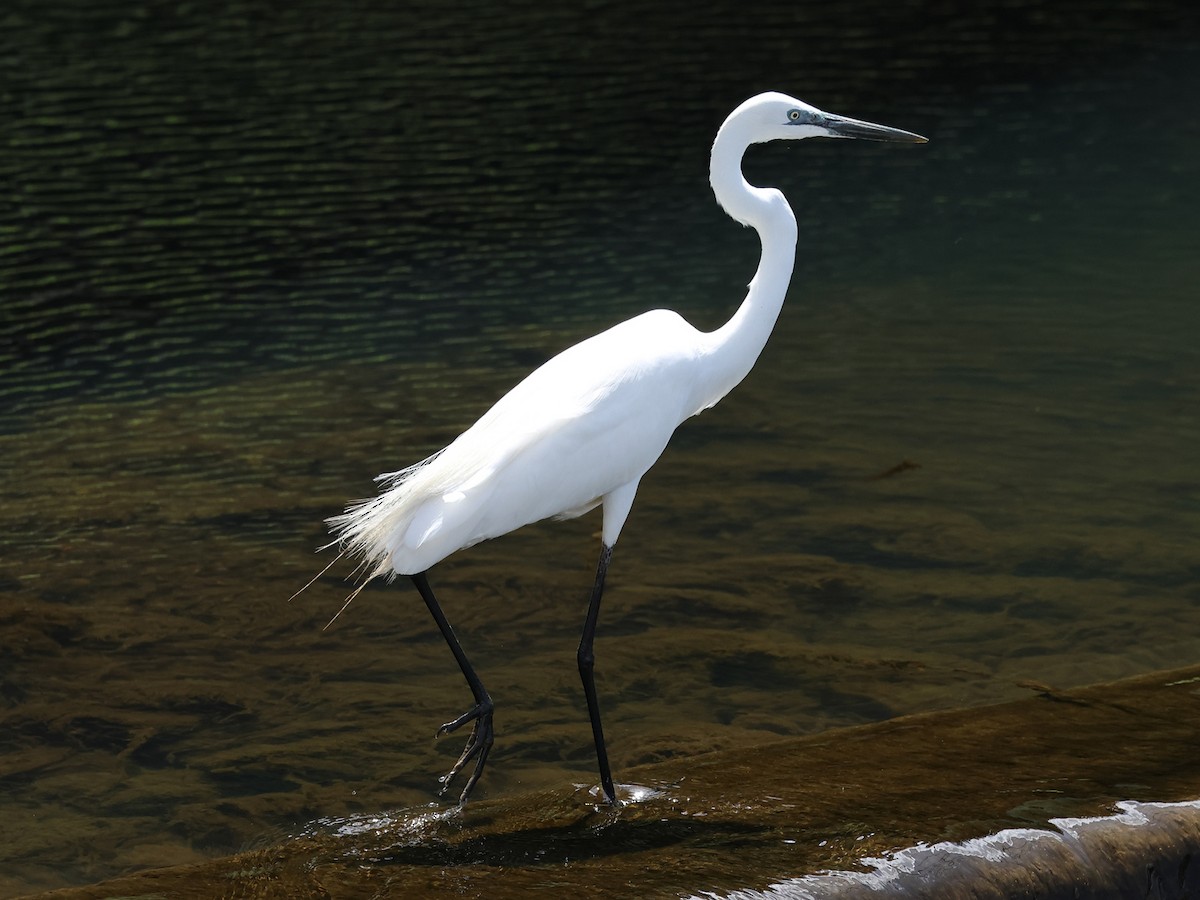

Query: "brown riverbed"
(23, 664), (1200, 899)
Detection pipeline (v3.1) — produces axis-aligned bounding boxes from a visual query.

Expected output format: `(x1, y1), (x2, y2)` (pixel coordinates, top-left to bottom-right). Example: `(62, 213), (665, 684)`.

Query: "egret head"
(740, 92), (927, 145)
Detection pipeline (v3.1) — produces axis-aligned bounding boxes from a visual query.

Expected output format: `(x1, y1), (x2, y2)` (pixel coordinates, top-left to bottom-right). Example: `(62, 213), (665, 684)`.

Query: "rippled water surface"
(2, 0), (1199, 893)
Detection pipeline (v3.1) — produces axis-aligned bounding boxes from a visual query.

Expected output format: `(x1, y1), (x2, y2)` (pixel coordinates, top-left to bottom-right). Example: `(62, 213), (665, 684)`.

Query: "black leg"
(577, 544), (617, 804)
(410, 571), (494, 805)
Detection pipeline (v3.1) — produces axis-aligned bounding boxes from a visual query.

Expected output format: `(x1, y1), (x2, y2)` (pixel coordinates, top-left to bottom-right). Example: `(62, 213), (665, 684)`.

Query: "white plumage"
(317, 92), (925, 805)
(329, 309), (708, 577)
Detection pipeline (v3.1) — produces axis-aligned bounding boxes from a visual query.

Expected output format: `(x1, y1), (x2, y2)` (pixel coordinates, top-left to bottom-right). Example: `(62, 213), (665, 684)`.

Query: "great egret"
(319, 92), (925, 806)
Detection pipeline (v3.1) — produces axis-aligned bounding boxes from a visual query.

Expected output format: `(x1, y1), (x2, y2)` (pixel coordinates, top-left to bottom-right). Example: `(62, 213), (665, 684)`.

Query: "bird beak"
(822, 113), (927, 144)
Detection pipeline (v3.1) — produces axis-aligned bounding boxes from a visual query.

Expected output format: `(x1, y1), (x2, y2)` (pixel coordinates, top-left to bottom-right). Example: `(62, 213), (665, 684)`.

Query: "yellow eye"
(787, 109), (801, 122)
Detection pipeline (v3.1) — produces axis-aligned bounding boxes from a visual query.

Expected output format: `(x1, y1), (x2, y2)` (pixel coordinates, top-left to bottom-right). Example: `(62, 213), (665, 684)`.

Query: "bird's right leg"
(410, 571), (494, 805)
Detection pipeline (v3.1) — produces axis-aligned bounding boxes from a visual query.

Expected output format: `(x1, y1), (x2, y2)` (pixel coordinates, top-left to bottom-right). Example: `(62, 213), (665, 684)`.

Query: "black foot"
(436, 699), (494, 805)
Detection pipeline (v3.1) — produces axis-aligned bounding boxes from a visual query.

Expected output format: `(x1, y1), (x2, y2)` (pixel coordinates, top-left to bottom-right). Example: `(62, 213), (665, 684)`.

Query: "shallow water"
(27, 667), (1200, 898)
(2, 0), (1199, 894)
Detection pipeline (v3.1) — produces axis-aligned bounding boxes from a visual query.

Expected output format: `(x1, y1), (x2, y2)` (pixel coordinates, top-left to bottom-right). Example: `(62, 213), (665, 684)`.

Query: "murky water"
(2, 0), (1198, 894)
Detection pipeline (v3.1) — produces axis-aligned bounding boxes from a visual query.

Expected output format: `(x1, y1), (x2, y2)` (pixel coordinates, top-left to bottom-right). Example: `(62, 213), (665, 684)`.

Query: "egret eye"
(787, 109), (802, 122)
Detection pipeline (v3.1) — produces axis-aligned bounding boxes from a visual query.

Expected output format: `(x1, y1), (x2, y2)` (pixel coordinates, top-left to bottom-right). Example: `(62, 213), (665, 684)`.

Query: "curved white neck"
(689, 121), (798, 414)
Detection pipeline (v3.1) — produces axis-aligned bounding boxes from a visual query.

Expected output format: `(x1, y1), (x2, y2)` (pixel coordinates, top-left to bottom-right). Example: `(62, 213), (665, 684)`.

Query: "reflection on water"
(2, 0), (1199, 893)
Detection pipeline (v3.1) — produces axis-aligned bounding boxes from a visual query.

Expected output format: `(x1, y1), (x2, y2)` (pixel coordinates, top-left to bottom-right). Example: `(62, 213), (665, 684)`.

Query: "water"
(692, 801), (1200, 900)
(2, 0), (1199, 893)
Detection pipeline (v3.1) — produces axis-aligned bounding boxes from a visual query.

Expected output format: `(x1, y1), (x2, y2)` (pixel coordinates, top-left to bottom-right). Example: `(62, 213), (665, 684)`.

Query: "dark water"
(2, 0), (1199, 894)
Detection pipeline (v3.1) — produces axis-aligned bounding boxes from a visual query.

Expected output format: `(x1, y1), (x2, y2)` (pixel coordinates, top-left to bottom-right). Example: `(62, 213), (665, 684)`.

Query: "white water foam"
(690, 799), (1200, 900)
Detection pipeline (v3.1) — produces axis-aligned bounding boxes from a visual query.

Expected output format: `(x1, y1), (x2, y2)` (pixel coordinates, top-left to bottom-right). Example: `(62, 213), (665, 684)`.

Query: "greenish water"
(2, 0), (1199, 894)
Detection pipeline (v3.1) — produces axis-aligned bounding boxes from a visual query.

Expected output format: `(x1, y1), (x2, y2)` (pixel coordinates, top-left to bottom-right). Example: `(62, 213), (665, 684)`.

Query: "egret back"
(329, 309), (707, 576)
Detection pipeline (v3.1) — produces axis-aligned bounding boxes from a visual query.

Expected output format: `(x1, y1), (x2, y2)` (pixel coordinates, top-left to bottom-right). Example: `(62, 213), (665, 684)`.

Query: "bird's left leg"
(410, 571), (494, 805)
(578, 543), (617, 804)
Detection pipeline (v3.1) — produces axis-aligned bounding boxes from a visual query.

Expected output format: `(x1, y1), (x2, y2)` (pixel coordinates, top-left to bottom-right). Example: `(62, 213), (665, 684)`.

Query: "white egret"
(320, 92), (925, 806)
